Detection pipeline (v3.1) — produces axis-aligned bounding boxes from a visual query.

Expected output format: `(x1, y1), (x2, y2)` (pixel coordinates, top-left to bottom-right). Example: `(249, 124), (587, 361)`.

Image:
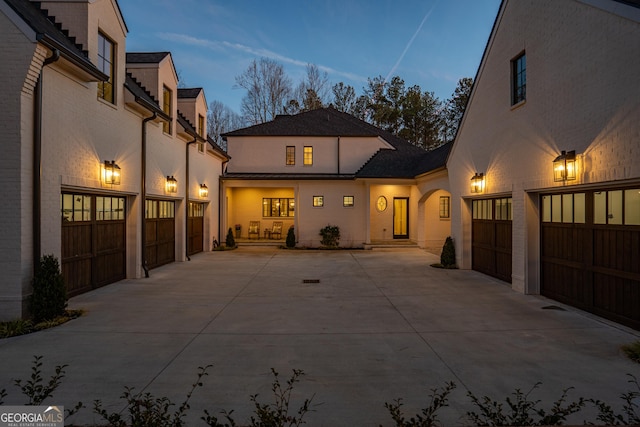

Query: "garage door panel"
(61, 193), (126, 295)
(472, 198), (512, 284)
(145, 200), (175, 270)
(541, 189), (640, 330)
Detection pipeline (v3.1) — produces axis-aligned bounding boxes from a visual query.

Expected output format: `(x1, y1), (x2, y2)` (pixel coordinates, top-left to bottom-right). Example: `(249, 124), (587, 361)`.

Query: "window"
(541, 193), (585, 224)
(197, 115), (205, 152)
(343, 196), (354, 207)
(146, 200), (175, 219)
(97, 32), (115, 103)
(162, 85), (172, 134)
(303, 146), (313, 165)
(61, 194), (91, 222)
(313, 196), (323, 207)
(96, 196), (125, 220)
(189, 202), (204, 217)
(472, 198), (513, 220)
(439, 196), (450, 218)
(262, 198), (295, 217)
(286, 146), (295, 165)
(511, 52), (526, 105)
(594, 189), (640, 225)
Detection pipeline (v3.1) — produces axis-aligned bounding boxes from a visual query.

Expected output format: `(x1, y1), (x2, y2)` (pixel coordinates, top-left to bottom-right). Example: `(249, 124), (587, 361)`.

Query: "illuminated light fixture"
(470, 172), (485, 193)
(199, 183), (209, 198)
(102, 160), (121, 185)
(165, 175), (177, 193)
(553, 150), (577, 182)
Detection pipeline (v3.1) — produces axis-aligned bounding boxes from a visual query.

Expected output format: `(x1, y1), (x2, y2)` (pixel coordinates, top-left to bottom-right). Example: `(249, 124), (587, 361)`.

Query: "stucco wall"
(226, 135), (390, 174)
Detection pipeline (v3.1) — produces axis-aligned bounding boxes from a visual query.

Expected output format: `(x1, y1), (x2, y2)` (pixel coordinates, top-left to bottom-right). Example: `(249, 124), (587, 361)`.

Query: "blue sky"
(119, 1), (501, 114)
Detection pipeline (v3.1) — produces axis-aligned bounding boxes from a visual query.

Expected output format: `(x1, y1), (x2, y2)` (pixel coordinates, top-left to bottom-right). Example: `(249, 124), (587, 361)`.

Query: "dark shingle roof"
(178, 88), (203, 99)
(3, 0), (105, 79)
(123, 73), (170, 120)
(222, 107), (380, 138)
(126, 52), (171, 64)
(223, 107), (448, 178)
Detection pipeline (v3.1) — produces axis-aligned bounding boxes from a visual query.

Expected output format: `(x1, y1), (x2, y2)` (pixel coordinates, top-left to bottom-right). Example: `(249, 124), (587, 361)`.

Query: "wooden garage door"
(472, 198), (512, 283)
(145, 200), (175, 269)
(541, 189), (640, 330)
(61, 193), (126, 296)
(188, 202), (204, 256)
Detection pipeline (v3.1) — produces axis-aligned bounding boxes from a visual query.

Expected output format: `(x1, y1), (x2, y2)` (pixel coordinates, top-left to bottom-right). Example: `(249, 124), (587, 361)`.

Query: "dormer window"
(511, 51), (526, 105)
(162, 85), (172, 134)
(198, 114), (205, 152)
(97, 32), (115, 103)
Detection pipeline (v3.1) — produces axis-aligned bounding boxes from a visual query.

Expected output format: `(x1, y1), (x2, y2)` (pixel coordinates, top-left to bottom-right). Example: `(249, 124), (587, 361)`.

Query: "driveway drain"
(542, 305), (566, 311)
(303, 279), (320, 284)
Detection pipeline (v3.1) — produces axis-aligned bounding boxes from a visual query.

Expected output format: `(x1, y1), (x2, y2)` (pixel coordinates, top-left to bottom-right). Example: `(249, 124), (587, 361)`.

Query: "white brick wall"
(448, 0), (640, 294)
(0, 0), (226, 320)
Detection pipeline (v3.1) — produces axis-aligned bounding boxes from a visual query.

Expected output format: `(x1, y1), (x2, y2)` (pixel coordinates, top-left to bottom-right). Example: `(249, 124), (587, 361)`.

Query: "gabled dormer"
(126, 52), (178, 137)
(178, 88), (208, 153)
(37, 0), (128, 105)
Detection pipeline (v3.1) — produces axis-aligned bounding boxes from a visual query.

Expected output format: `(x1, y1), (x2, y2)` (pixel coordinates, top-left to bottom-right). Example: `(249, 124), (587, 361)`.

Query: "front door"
(393, 197), (409, 239)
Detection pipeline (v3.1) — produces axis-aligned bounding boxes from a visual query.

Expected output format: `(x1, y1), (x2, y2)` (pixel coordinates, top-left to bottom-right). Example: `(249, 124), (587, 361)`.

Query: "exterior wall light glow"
(470, 172), (485, 193)
(199, 183), (209, 198)
(553, 150), (576, 182)
(166, 175), (177, 193)
(102, 160), (121, 185)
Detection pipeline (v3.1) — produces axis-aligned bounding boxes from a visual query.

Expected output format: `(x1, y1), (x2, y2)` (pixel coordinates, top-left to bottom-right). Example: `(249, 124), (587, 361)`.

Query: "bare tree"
(235, 58), (292, 124)
(288, 64), (330, 114)
(331, 82), (357, 115)
(207, 100), (244, 151)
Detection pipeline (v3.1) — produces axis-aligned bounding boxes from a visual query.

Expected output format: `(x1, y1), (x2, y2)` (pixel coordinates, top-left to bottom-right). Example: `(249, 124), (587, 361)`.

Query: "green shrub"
(466, 382), (585, 426)
(384, 381), (456, 427)
(590, 374), (640, 426)
(0, 318), (34, 338)
(440, 237), (456, 268)
(30, 254), (67, 323)
(319, 225), (340, 247)
(622, 340), (640, 363)
(226, 227), (236, 248)
(286, 227), (296, 248)
(95, 365), (212, 427)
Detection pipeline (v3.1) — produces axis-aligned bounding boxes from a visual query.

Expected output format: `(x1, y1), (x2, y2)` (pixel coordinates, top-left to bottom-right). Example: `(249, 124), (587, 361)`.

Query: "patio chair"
(269, 221), (283, 239)
(248, 221), (260, 239)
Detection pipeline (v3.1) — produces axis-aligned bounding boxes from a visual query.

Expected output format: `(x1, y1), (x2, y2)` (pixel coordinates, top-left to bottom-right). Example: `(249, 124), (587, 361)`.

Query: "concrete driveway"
(1, 248), (639, 426)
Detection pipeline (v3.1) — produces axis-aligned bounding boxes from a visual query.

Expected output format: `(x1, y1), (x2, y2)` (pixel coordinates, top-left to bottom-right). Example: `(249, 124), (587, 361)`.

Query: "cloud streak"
(384, 1), (438, 83)
(157, 32), (365, 83)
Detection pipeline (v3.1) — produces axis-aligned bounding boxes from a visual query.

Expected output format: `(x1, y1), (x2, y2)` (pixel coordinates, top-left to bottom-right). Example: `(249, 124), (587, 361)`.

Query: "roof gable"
(223, 107), (448, 178)
(2, 0), (105, 80)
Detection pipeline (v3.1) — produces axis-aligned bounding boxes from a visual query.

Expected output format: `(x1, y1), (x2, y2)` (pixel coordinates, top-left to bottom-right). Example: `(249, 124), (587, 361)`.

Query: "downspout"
(218, 158), (229, 247)
(33, 48), (60, 273)
(140, 112), (157, 278)
(185, 138), (197, 261)
(337, 136), (341, 174)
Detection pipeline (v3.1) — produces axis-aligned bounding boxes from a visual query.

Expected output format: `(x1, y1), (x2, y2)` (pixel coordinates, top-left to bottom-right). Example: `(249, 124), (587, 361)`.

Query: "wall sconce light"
(470, 172), (485, 193)
(199, 183), (209, 198)
(165, 175), (177, 193)
(102, 160), (121, 185)
(553, 150), (576, 182)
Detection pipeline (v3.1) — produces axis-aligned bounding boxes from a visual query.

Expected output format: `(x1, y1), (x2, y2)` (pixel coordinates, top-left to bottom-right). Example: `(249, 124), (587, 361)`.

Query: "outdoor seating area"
(244, 221), (285, 241)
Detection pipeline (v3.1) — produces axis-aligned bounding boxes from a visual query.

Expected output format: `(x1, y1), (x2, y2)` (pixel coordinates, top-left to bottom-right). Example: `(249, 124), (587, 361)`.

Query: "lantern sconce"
(199, 183), (209, 198)
(102, 160), (121, 185)
(470, 172), (485, 193)
(165, 175), (178, 193)
(553, 150), (577, 182)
